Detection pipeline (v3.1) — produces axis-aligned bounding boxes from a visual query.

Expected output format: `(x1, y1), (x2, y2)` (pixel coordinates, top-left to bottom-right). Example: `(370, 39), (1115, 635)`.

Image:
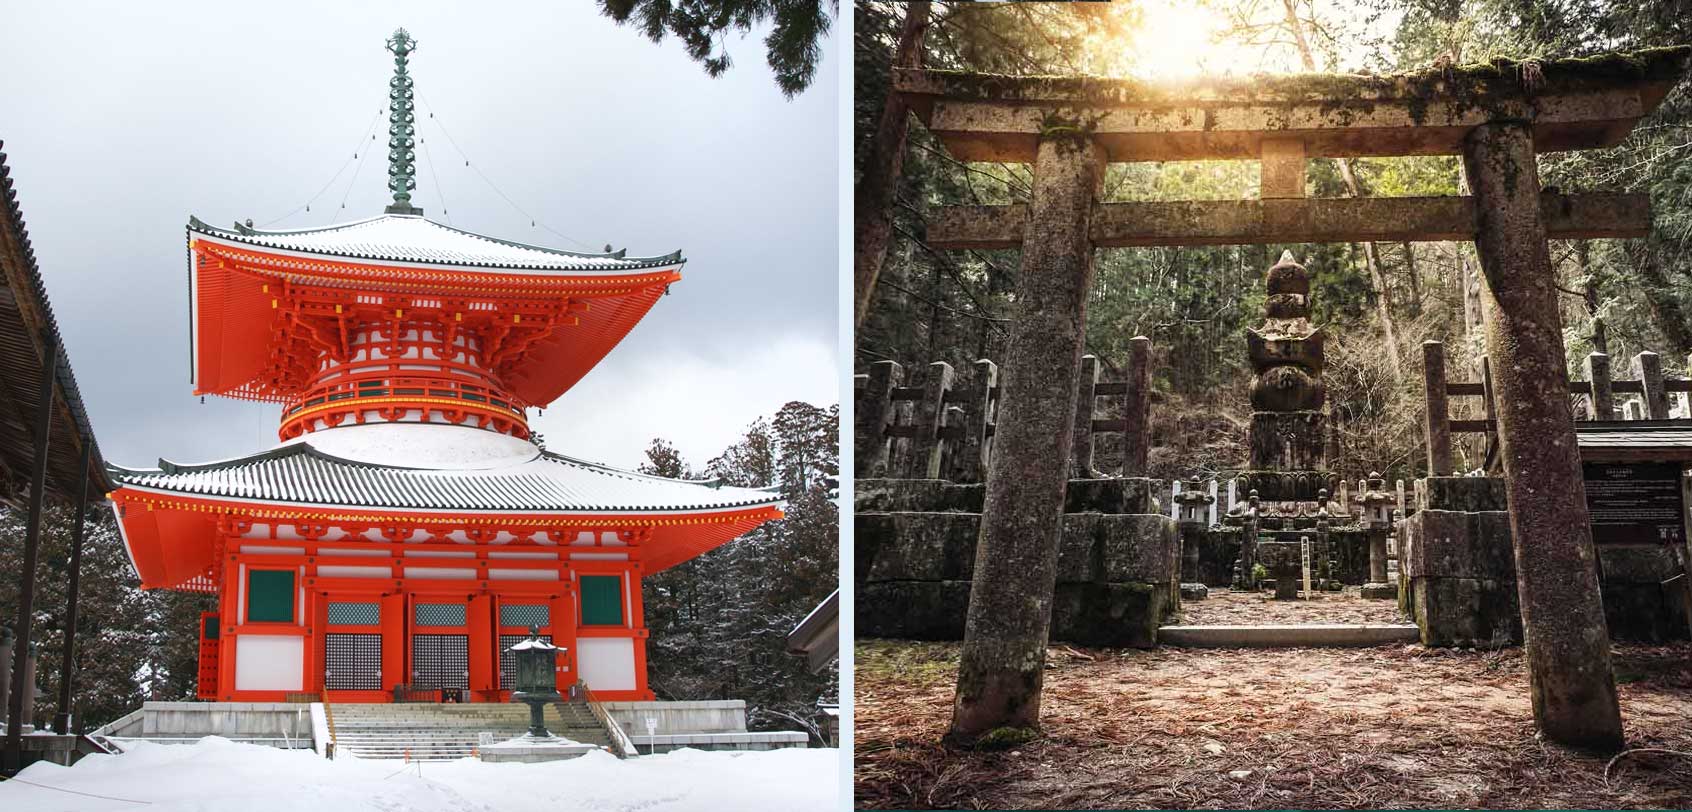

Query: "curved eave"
(107, 485), (781, 589)
(189, 240), (677, 405)
(108, 478), (783, 515)
(188, 216), (685, 274)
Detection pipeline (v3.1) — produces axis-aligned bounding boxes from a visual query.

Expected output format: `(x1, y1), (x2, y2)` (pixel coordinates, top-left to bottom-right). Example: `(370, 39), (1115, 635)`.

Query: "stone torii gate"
(899, 47), (1691, 750)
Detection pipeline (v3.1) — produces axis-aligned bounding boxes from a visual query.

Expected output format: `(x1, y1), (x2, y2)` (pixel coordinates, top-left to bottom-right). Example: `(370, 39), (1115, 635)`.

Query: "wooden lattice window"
(414, 603), (466, 626)
(500, 603), (549, 628)
(324, 634), (382, 690)
(411, 634), (469, 688)
(329, 602), (380, 626)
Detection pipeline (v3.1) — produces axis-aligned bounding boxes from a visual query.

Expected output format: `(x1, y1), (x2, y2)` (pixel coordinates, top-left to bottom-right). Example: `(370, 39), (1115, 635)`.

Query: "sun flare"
(1078, 0), (1315, 81)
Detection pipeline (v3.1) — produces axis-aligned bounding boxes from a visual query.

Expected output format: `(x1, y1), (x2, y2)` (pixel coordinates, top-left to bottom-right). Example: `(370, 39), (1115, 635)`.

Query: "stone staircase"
(328, 701), (614, 761)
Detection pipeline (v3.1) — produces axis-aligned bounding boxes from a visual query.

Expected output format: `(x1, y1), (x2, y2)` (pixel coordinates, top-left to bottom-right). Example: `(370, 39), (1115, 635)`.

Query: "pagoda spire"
(384, 28), (422, 216)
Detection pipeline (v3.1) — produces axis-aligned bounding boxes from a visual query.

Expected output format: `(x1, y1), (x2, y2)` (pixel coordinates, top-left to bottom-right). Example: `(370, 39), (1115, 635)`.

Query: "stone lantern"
(1174, 477), (1213, 527)
(1174, 477), (1215, 585)
(508, 626), (562, 738)
(1360, 473), (1394, 530)
(1359, 473), (1396, 598)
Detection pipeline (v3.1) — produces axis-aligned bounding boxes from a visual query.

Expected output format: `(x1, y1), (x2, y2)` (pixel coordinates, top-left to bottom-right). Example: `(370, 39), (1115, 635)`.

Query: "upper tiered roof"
(189, 215), (683, 274)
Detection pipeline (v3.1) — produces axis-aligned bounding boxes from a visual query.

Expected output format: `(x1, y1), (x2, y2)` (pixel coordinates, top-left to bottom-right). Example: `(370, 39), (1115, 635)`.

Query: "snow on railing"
(575, 682), (638, 759)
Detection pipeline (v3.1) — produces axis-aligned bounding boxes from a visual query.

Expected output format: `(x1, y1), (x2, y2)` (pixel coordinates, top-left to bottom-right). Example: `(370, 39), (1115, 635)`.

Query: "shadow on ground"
(854, 639), (1692, 809)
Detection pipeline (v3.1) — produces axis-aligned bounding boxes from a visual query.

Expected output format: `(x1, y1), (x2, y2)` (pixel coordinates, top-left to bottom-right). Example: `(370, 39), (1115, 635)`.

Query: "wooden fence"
(1421, 340), (1692, 475)
(855, 337), (1154, 482)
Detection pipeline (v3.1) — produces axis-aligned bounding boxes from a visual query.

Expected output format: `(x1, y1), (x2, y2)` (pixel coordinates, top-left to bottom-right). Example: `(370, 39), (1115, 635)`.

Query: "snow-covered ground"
(0, 737), (839, 811)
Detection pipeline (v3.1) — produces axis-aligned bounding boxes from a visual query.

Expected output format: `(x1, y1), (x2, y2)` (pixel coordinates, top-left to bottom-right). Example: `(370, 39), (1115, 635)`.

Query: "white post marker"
(1301, 535), (1312, 599)
(645, 716), (658, 756)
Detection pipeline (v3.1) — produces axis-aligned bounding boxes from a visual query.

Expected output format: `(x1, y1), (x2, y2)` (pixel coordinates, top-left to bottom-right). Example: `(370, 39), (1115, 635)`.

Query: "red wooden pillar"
(549, 592), (574, 692)
(302, 587), (323, 695)
(629, 564), (653, 699)
(218, 560), (240, 700)
(380, 592), (406, 700)
(467, 594), (494, 698)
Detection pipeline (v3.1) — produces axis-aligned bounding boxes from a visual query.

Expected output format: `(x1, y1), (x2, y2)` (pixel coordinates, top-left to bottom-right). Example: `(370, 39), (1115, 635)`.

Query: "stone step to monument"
(1159, 623), (1420, 648)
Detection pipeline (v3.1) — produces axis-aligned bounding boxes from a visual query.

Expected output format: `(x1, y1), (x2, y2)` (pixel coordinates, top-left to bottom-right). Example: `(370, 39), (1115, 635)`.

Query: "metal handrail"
(573, 681), (638, 759)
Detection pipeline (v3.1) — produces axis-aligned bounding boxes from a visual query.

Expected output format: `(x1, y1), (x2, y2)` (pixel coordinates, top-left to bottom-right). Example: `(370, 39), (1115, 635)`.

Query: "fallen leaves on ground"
(854, 639), (1692, 809)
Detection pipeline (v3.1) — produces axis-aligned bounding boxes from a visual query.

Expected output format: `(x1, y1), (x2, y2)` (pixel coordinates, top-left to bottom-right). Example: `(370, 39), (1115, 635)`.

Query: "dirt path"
(855, 640), (1692, 809)
(1175, 587), (1407, 626)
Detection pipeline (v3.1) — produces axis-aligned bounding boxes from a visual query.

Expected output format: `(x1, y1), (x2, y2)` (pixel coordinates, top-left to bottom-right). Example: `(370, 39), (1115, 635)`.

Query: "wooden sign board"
(1582, 462), (1686, 546)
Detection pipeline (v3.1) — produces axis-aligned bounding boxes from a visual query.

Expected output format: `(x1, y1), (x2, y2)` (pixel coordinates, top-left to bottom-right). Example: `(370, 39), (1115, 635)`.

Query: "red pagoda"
(108, 29), (781, 703)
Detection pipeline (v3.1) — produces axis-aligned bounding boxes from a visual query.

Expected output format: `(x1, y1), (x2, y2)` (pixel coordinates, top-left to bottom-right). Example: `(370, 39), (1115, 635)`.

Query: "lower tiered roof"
(107, 425), (783, 587)
(111, 442), (778, 514)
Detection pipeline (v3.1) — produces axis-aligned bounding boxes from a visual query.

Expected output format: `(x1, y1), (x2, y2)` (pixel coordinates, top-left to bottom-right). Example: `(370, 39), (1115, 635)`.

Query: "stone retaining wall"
(857, 477), (1180, 648)
(1399, 476), (1689, 647)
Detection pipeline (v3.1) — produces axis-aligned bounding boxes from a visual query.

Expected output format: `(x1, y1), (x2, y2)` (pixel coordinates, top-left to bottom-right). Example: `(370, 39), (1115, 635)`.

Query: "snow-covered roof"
(187, 214), (683, 273)
(109, 432), (780, 514)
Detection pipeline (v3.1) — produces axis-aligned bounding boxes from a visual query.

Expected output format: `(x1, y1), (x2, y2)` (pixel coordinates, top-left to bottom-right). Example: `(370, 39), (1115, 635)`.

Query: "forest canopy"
(857, 0), (1692, 484)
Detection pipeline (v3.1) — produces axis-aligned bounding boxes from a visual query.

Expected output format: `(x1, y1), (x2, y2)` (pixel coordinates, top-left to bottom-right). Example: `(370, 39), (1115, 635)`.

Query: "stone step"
(330, 699), (616, 760)
(1158, 623), (1421, 648)
(336, 732), (609, 743)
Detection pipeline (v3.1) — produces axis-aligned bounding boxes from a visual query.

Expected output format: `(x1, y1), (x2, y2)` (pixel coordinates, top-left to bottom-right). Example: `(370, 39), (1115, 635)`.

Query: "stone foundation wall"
(1399, 476), (1690, 647)
(1597, 546), (1691, 642)
(1399, 508), (1523, 647)
(857, 478), (1179, 648)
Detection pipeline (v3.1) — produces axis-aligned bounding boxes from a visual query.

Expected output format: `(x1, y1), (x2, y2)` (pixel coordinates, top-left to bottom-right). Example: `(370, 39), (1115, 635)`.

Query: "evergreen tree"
(638, 400), (839, 740)
(0, 506), (154, 731)
(598, 0), (838, 96)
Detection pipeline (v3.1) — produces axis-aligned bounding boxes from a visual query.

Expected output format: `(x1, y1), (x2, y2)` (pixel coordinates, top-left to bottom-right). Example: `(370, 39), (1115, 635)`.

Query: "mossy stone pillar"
(1464, 119), (1623, 750)
(948, 133), (1104, 745)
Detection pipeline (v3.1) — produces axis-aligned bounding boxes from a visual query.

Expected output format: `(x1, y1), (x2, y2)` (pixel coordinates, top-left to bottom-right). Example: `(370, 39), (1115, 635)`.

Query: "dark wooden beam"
(52, 439), (92, 735)
(926, 193), (1649, 250)
(2, 332), (56, 775)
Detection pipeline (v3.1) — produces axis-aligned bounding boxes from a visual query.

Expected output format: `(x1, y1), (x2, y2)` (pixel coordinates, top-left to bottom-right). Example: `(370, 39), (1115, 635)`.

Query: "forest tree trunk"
(1280, 0), (1401, 379)
(853, 1), (931, 329)
(1627, 239), (1692, 356)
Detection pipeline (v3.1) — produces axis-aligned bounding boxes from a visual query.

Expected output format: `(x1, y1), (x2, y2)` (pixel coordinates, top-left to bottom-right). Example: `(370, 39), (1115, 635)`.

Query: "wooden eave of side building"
(1578, 421), (1692, 464)
(0, 142), (109, 504)
(786, 590), (839, 674)
(895, 46), (1692, 163)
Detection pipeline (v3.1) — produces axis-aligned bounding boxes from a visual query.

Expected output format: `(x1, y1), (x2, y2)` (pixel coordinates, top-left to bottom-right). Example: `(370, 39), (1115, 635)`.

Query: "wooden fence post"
(1586, 352), (1614, 421)
(1635, 351), (1668, 419)
(1123, 336), (1152, 476)
(854, 360), (902, 478)
(941, 405), (966, 477)
(1481, 355), (1497, 465)
(1422, 341), (1452, 475)
(1072, 355), (1099, 478)
(909, 361), (954, 479)
(949, 359), (997, 483)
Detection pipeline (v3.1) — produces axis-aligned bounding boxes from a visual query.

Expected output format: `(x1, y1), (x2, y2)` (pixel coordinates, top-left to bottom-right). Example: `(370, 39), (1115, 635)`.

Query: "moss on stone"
(911, 46), (1690, 112)
(972, 725), (1040, 750)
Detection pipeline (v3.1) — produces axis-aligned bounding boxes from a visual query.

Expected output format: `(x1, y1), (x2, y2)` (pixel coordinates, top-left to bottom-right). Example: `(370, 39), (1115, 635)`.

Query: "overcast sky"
(0, 1), (838, 472)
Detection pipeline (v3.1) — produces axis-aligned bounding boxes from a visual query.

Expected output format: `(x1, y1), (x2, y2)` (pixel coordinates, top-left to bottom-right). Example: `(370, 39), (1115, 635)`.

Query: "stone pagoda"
(1226, 252), (1361, 597)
